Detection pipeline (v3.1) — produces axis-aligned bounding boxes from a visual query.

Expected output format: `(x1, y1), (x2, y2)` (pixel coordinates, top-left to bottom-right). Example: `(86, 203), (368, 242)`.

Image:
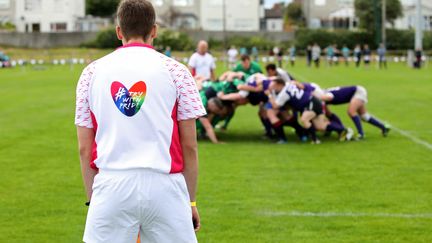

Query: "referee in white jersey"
(75, 0), (206, 242)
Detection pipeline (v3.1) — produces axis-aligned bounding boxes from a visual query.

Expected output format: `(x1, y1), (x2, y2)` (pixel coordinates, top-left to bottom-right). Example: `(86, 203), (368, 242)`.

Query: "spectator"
(325, 44), (334, 66)
(312, 43), (321, 68)
(227, 46), (239, 69)
(289, 45), (296, 67)
(414, 48), (422, 69)
(251, 46), (259, 62)
(164, 46), (171, 57)
(273, 46), (283, 67)
(0, 49), (10, 68)
(341, 45), (350, 66)
(363, 44), (371, 67)
(188, 40), (216, 80)
(377, 43), (387, 69)
(354, 44), (362, 68)
(306, 45), (312, 67)
(233, 54), (262, 75)
(240, 47), (248, 56)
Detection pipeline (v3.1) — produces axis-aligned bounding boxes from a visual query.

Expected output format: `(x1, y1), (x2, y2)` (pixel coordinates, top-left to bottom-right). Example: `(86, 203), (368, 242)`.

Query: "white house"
(394, 1), (432, 31)
(1, 0), (85, 32)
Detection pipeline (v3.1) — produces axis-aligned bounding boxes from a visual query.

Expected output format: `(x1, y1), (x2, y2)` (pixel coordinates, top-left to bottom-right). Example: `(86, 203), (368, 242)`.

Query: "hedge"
(84, 27), (431, 51)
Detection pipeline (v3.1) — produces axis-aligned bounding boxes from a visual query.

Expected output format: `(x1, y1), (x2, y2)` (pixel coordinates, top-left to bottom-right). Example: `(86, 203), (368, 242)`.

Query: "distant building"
(265, 3), (284, 32)
(0, 0), (85, 32)
(201, 0), (261, 31)
(0, 0), (16, 26)
(302, 0), (357, 29)
(151, 0), (201, 29)
(394, 1), (432, 31)
(151, 0), (264, 31)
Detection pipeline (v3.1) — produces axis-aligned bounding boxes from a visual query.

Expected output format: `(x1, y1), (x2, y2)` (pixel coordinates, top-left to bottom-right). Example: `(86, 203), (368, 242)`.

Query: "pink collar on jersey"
(117, 42), (154, 50)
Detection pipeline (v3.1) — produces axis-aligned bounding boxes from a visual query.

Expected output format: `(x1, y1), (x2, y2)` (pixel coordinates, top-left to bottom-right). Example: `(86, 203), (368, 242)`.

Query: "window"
(153, 0), (163, 6)
(209, 0), (222, 6)
(32, 23), (40, 32)
(25, 0), (42, 12)
(207, 18), (223, 30)
(173, 0), (194, 6)
(0, 0), (10, 9)
(50, 23), (67, 32)
(315, 0), (326, 6)
(234, 19), (253, 30)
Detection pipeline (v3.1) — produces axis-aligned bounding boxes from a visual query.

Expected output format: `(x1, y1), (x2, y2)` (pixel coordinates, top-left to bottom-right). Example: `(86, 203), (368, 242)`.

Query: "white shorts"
(83, 169), (196, 243)
(353, 86), (368, 103)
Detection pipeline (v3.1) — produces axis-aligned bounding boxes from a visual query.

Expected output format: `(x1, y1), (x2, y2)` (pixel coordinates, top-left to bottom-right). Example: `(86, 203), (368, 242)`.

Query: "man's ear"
(116, 26), (123, 41)
(150, 24), (158, 39)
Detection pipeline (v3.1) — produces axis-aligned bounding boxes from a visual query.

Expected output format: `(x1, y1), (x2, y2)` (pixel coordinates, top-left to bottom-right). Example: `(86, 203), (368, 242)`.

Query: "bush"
(295, 28), (432, 51)
(82, 28), (121, 49)
(153, 29), (194, 51)
(295, 29), (374, 49)
(83, 28), (195, 51)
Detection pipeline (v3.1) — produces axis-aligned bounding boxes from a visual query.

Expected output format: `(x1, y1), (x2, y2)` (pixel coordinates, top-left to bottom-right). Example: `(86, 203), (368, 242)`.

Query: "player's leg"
(141, 173), (197, 243)
(265, 103), (287, 143)
(358, 105), (390, 137)
(283, 111), (308, 142)
(300, 110), (320, 143)
(259, 104), (274, 138)
(355, 86), (390, 137)
(348, 98), (365, 138)
(83, 172), (140, 243)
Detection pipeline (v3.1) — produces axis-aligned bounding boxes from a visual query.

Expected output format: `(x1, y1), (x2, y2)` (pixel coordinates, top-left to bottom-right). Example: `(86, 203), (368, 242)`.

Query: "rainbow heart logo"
(111, 81), (147, 117)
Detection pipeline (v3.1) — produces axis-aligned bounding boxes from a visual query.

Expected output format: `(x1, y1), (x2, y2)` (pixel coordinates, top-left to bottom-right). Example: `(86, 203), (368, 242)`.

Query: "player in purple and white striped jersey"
(319, 85), (390, 139)
(267, 79), (353, 144)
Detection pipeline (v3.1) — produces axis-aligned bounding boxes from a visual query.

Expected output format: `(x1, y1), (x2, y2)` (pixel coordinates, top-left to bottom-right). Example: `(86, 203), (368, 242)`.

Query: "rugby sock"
(326, 121), (345, 133)
(329, 113), (343, 127)
(272, 121), (287, 141)
(368, 117), (386, 130)
(307, 126), (318, 142)
(260, 118), (273, 136)
(361, 113), (386, 131)
(351, 115), (364, 136)
(284, 118), (307, 138)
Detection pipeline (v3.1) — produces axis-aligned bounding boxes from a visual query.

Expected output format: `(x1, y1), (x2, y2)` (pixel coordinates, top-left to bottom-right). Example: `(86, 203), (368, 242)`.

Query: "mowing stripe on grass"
(260, 211), (432, 219)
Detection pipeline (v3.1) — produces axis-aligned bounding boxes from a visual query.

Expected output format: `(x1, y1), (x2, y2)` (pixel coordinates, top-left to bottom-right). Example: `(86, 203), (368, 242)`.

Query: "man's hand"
(192, 206), (201, 232)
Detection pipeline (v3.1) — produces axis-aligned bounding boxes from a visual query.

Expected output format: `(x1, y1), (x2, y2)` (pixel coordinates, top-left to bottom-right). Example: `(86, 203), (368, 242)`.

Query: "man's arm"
(77, 126), (97, 201)
(199, 116), (220, 144)
(210, 69), (216, 81)
(179, 119), (201, 231)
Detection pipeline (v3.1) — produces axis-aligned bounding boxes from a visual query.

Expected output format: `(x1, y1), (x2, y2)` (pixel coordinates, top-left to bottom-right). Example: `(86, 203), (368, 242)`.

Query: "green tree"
(86, 0), (120, 17)
(284, 2), (305, 26)
(354, 0), (403, 30)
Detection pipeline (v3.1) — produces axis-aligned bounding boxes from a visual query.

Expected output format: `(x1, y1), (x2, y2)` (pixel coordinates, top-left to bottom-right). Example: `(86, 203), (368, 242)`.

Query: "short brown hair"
(117, 0), (156, 41)
(240, 54), (250, 62)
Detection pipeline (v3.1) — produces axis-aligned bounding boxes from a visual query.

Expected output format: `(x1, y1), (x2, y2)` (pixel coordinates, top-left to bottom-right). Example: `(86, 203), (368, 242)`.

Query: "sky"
(265, 0), (292, 8)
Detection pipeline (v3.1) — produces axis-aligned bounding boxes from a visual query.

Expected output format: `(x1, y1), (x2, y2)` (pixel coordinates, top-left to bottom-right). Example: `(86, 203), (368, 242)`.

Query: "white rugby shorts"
(83, 169), (197, 243)
(354, 85), (368, 103)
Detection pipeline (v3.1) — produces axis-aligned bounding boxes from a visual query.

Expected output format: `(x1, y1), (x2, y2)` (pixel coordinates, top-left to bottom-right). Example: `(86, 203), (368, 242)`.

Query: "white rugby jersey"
(75, 43), (206, 173)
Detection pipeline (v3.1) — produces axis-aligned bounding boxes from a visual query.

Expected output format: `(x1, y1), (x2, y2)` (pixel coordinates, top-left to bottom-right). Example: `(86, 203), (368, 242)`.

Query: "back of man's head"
(266, 63), (277, 71)
(117, 0), (155, 41)
(240, 54), (250, 62)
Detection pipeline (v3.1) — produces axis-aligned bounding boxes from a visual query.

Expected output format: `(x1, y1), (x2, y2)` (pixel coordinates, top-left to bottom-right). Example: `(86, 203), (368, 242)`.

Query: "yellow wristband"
(190, 201), (197, 207)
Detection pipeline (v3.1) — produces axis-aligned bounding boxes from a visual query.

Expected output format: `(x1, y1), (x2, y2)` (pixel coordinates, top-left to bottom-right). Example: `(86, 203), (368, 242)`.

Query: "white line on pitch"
(259, 211), (432, 219)
(390, 125), (432, 151)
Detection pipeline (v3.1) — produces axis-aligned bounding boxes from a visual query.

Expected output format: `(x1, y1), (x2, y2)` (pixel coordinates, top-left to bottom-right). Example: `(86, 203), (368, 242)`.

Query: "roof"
(265, 8), (283, 19)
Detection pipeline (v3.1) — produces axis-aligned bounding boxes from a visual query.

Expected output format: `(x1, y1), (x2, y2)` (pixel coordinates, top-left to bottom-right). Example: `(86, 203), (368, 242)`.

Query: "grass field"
(0, 55), (431, 242)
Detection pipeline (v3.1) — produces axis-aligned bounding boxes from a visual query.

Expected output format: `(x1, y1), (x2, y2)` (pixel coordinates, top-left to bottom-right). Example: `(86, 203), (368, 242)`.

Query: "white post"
(382, 0), (386, 46)
(415, 0), (422, 50)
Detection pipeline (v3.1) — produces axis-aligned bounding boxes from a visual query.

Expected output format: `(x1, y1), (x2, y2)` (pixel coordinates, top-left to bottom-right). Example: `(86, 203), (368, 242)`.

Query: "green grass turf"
(0, 57), (431, 242)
